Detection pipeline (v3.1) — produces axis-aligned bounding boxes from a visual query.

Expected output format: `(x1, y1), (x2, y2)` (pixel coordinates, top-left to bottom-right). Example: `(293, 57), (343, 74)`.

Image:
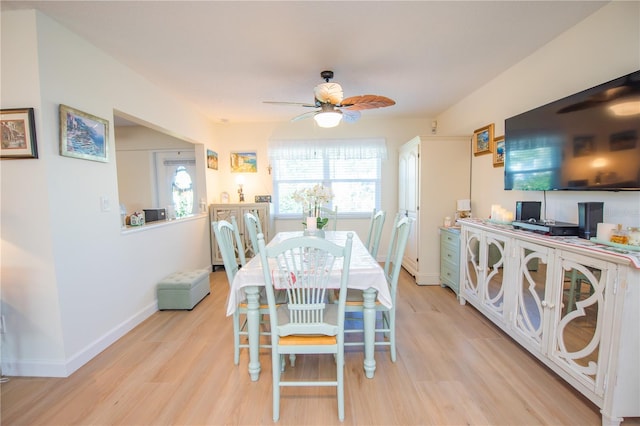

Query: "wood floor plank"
(2, 267), (639, 425)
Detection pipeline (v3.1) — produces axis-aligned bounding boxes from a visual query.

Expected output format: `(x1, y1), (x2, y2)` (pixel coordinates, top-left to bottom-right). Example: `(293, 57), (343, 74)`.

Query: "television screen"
(504, 70), (640, 191)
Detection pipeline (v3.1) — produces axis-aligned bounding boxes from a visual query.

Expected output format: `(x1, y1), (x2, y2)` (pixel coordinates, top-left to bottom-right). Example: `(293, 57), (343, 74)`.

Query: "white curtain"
(268, 138), (387, 161)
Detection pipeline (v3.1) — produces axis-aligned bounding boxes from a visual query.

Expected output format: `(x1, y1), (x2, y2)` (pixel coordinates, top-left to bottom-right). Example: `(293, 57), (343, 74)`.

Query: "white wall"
(209, 117), (435, 255)
(437, 2), (640, 226)
(1, 10), (215, 377)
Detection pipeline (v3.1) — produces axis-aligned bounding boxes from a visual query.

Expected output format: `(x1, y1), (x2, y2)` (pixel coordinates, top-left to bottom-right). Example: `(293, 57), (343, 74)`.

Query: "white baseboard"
(414, 272), (441, 286)
(2, 301), (157, 378)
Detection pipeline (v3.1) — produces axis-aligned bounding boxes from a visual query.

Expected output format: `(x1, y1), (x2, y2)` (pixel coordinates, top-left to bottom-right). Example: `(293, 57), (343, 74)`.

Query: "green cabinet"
(439, 226), (461, 296)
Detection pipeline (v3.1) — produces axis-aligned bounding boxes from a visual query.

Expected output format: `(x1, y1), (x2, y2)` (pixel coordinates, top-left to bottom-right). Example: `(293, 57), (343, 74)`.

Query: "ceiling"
(1, 1), (608, 125)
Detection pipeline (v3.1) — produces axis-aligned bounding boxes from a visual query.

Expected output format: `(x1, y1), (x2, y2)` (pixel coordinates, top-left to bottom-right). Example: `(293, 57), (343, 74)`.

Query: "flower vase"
(304, 228), (325, 238)
(303, 216), (325, 238)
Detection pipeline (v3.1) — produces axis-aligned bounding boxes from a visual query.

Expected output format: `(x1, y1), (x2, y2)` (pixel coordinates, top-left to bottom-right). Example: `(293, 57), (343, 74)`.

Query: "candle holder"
(236, 175), (245, 202)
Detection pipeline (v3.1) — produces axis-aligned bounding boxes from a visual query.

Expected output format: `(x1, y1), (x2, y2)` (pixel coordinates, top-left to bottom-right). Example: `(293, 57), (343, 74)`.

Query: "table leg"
(245, 285), (261, 381)
(362, 288), (377, 378)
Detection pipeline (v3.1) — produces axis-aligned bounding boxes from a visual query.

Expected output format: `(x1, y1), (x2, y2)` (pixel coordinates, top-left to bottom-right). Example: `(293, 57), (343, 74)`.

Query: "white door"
(155, 150), (197, 218)
(399, 139), (419, 275)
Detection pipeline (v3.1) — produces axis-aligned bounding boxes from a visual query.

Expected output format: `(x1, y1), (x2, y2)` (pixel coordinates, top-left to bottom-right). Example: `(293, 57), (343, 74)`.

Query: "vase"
(303, 228), (325, 238)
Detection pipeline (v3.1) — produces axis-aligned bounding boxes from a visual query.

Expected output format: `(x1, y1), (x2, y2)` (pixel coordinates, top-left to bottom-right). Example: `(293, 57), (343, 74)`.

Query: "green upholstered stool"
(157, 269), (210, 310)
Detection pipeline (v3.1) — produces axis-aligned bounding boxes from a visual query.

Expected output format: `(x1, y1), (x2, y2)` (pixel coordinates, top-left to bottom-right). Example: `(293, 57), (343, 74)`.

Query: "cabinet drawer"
(440, 244), (459, 264)
(440, 259), (459, 290)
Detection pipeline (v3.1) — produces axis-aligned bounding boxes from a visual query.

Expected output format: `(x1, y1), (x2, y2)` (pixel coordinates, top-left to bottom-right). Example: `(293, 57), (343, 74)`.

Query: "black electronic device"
(143, 208), (166, 222)
(578, 202), (604, 240)
(504, 70), (640, 191)
(516, 201), (542, 221)
(512, 220), (579, 236)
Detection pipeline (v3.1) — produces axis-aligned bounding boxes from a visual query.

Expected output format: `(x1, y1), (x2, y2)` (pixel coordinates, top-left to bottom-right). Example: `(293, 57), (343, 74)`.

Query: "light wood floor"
(2, 267), (639, 425)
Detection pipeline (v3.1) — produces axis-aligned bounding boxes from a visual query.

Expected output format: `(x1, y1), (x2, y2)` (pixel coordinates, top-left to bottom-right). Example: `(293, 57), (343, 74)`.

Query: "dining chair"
(343, 215), (413, 362)
(318, 205), (338, 231)
(244, 211), (263, 258)
(365, 209), (386, 259)
(212, 219), (278, 365)
(257, 232), (354, 422)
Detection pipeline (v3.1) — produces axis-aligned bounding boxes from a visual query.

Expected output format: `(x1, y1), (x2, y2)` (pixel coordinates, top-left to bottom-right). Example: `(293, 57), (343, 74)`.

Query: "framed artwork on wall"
(1, 108), (38, 159)
(207, 149), (218, 170)
(492, 136), (505, 167)
(59, 104), (109, 163)
(473, 123), (494, 156)
(230, 151), (257, 173)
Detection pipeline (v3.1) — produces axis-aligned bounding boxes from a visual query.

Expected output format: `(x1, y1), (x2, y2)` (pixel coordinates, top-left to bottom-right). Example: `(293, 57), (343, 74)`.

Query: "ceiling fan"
(264, 70), (396, 127)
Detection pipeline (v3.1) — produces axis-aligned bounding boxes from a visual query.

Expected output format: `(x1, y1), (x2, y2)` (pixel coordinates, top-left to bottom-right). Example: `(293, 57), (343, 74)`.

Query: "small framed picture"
(492, 136), (505, 167)
(1, 108), (38, 159)
(473, 123), (494, 156)
(60, 104), (109, 163)
(230, 151), (257, 173)
(207, 149), (218, 170)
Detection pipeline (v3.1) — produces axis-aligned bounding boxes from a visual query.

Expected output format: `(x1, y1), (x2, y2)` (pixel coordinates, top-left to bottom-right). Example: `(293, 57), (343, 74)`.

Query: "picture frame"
(230, 151), (257, 173)
(573, 135), (595, 157)
(1, 108), (38, 159)
(60, 104), (109, 163)
(207, 149), (218, 170)
(609, 130), (637, 151)
(473, 123), (494, 156)
(492, 135), (505, 167)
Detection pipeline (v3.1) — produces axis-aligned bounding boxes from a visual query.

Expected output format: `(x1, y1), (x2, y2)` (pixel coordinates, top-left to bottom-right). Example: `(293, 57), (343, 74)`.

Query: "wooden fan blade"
(340, 95), (396, 111)
(291, 110), (318, 122)
(263, 101), (317, 108)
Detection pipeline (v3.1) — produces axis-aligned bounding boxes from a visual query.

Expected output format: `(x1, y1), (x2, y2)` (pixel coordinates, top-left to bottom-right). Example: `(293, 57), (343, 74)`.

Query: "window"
(154, 151), (197, 218)
(269, 138), (386, 218)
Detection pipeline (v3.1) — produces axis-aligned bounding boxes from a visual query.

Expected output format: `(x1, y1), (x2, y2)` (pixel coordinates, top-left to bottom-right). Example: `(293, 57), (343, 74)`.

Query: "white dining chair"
(244, 211), (263, 258)
(342, 215), (413, 362)
(257, 232), (354, 422)
(365, 209), (386, 259)
(212, 219), (282, 365)
(317, 206), (338, 231)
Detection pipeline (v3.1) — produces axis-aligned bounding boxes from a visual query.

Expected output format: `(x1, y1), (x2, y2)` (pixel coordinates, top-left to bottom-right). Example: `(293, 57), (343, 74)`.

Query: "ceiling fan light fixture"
(314, 111), (342, 128)
(608, 99), (640, 116)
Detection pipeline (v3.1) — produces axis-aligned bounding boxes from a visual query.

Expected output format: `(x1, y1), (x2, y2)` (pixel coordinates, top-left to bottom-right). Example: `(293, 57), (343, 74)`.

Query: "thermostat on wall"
(255, 195), (271, 203)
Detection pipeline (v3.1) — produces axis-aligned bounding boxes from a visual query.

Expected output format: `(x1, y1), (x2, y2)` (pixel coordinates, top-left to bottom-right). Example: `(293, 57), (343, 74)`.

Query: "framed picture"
(610, 130), (637, 151)
(207, 149), (218, 170)
(492, 136), (505, 167)
(573, 135), (595, 157)
(473, 123), (494, 156)
(60, 104), (109, 162)
(230, 151), (257, 173)
(1, 108), (38, 159)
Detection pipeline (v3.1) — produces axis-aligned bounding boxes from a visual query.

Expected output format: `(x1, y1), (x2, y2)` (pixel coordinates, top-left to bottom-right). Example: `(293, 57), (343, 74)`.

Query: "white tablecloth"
(226, 231), (391, 315)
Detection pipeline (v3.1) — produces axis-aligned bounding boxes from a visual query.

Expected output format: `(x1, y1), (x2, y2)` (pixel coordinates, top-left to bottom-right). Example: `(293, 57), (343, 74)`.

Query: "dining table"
(227, 230), (391, 381)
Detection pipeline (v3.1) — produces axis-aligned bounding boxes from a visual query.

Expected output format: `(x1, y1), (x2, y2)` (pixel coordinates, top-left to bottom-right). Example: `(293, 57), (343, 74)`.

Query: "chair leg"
(272, 349), (281, 422)
(289, 354), (296, 367)
(233, 311), (240, 365)
(389, 310), (397, 363)
(337, 349), (345, 421)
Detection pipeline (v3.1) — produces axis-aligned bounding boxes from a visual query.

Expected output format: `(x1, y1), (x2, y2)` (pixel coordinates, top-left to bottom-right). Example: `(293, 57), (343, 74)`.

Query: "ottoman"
(157, 269), (210, 310)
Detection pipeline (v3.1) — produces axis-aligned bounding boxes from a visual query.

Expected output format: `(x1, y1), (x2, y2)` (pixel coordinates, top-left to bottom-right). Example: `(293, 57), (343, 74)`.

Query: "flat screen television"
(504, 70), (640, 191)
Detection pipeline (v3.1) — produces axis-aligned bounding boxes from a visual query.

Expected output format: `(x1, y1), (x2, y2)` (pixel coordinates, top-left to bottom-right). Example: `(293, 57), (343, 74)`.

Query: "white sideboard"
(209, 202), (273, 266)
(458, 218), (639, 426)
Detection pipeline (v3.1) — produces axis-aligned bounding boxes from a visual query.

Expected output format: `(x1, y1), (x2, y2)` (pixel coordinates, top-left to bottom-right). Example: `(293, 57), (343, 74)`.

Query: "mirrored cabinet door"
(550, 252), (614, 396)
(482, 234), (509, 321)
(461, 227), (482, 303)
(512, 240), (555, 354)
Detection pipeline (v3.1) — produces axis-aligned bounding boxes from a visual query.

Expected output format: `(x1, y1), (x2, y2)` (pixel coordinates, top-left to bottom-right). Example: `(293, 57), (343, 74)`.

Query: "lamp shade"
(313, 111), (342, 128)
